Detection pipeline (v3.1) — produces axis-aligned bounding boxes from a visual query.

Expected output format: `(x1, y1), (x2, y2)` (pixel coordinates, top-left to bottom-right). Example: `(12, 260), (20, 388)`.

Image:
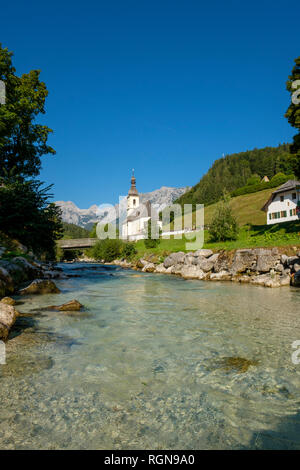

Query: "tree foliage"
(62, 222), (89, 239)
(0, 44), (62, 259)
(0, 44), (55, 179)
(0, 178), (63, 258)
(209, 192), (239, 242)
(90, 238), (136, 262)
(285, 56), (300, 178)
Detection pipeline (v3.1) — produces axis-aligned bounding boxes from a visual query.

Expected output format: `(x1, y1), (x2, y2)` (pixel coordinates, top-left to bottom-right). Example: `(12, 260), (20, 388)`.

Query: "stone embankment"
(113, 247), (300, 288)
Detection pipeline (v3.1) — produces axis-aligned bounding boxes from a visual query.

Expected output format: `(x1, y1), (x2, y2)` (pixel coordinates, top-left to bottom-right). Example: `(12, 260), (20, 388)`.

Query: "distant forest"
(62, 222), (89, 239)
(176, 144), (295, 207)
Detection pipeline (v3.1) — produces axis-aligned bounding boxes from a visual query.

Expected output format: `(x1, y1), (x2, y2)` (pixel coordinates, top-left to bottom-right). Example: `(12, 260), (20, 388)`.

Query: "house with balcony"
(261, 180), (300, 225)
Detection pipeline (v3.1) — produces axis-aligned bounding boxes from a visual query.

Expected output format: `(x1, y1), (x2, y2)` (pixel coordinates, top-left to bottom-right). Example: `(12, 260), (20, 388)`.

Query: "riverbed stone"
(250, 273), (287, 288)
(194, 249), (213, 258)
(183, 255), (196, 265)
(163, 252), (185, 268)
(293, 264), (300, 273)
(181, 265), (206, 280)
(230, 249), (256, 275)
(155, 264), (167, 274)
(286, 256), (299, 266)
(142, 263), (156, 273)
(45, 299), (83, 311)
(280, 274), (291, 286)
(0, 297), (16, 305)
(194, 255), (215, 272)
(210, 270), (232, 281)
(19, 279), (61, 295)
(213, 251), (233, 273)
(170, 264), (183, 275)
(275, 263), (284, 273)
(0, 303), (18, 340)
(136, 259), (148, 269)
(255, 249), (280, 273)
(291, 271), (300, 287)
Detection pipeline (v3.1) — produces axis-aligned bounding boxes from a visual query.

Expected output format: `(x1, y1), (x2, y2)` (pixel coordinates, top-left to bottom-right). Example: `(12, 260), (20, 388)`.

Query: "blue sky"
(1, 0), (299, 207)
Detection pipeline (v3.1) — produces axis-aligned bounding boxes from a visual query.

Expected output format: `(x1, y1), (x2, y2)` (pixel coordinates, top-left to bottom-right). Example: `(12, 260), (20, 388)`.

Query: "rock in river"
(45, 299), (83, 312)
(19, 279), (61, 295)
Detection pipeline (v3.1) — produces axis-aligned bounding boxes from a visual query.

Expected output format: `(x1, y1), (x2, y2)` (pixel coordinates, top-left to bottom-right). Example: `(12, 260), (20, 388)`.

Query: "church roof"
(126, 200), (152, 222)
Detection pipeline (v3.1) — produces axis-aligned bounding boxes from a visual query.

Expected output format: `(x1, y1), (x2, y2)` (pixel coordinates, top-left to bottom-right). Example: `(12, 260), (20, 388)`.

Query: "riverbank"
(0, 252), (66, 340)
(111, 247), (300, 288)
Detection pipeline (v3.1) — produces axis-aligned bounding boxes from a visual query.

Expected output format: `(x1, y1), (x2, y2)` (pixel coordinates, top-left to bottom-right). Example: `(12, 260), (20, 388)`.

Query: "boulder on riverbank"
(291, 271), (300, 287)
(0, 297), (16, 306)
(0, 303), (18, 341)
(19, 279), (61, 295)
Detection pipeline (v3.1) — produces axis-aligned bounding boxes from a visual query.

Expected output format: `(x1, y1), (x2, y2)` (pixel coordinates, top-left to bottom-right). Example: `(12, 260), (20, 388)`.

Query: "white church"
(122, 171), (162, 241)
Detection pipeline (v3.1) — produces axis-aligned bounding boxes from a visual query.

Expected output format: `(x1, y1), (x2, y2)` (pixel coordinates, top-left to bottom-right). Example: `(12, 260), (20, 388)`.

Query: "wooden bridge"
(57, 238), (98, 250)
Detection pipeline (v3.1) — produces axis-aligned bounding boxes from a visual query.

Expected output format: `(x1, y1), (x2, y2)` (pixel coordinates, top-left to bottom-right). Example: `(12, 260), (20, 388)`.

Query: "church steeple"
(128, 168), (138, 196)
(127, 169), (139, 214)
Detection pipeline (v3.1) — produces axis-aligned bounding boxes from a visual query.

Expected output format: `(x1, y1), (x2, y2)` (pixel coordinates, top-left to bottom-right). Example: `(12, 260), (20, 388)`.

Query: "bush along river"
(1, 261), (300, 449)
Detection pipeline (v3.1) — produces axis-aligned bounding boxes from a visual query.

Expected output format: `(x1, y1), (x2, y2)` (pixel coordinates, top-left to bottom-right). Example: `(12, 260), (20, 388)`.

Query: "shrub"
(246, 175), (260, 186)
(209, 193), (239, 242)
(91, 239), (123, 262)
(122, 242), (137, 259)
(144, 219), (160, 248)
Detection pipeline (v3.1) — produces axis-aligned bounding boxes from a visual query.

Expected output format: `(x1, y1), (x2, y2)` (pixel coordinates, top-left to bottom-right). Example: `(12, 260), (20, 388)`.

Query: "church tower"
(127, 169), (139, 215)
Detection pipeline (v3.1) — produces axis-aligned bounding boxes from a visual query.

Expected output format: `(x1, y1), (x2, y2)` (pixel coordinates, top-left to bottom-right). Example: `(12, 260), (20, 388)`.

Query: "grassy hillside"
(176, 144), (293, 207)
(164, 187), (275, 230)
(134, 220), (300, 259)
(204, 187), (274, 226)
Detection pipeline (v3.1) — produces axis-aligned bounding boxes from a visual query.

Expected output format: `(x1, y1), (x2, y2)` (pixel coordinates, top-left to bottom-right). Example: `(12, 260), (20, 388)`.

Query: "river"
(1, 262), (300, 449)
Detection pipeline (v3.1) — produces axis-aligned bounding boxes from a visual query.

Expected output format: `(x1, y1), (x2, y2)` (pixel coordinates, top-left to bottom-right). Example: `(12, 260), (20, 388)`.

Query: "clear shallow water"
(1, 262), (300, 449)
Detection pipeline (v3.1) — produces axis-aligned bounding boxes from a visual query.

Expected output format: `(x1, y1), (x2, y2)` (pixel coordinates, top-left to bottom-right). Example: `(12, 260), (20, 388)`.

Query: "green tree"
(0, 44), (55, 179)
(285, 56), (300, 178)
(209, 192), (239, 242)
(0, 177), (63, 258)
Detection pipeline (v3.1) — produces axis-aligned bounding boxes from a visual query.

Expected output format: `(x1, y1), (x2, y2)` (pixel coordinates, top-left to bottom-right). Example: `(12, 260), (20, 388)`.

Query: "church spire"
(128, 168), (138, 196)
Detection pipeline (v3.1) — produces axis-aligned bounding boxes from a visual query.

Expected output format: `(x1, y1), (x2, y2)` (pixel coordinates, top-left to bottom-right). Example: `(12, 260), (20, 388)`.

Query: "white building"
(122, 171), (162, 241)
(262, 180), (300, 225)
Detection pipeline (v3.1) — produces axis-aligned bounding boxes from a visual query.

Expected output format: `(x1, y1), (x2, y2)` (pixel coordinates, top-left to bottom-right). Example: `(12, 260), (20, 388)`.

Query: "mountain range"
(55, 186), (189, 229)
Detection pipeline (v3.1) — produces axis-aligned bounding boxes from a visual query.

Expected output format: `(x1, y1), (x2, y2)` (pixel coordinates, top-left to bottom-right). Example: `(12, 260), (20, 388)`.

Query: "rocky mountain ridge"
(56, 186), (190, 229)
